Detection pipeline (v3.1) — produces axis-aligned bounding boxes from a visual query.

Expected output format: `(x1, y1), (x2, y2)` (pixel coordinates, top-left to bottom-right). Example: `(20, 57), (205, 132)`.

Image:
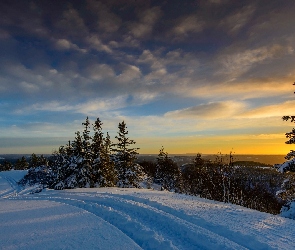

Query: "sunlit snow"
(0, 170), (295, 250)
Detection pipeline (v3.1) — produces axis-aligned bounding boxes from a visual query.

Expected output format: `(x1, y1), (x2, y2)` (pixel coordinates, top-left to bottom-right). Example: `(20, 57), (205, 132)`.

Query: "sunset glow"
(0, 0), (295, 155)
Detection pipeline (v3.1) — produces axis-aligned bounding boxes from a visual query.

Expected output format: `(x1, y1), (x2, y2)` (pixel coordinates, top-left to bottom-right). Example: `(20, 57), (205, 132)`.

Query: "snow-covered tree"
(100, 132), (117, 186)
(113, 121), (143, 188)
(55, 117), (93, 189)
(60, 131), (83, 188)
(155, 147), (182, 192)
(72, 131), (83, 157)
(281, 117), (295, 170)
(77, 117), (93, 187)
(92, 119), (116, 187)
(92, 118), (104, 185)
(276, 83), (295, 219)
(82, 117), (92, 162)
(50, 146), (71, 189)
(280, 83), (295, 172)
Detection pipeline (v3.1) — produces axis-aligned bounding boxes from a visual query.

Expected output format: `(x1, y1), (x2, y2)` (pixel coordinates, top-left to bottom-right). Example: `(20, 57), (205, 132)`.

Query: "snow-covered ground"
(1, 171), (295, 250)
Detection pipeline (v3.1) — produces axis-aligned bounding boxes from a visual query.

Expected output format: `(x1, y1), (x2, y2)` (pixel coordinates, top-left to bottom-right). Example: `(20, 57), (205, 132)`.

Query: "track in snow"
(14, 190), (268, 250)
(1, 171), (294, 250)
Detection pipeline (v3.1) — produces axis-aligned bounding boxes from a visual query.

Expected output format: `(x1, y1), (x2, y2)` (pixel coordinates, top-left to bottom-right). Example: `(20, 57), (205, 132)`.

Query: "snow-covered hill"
(1, 171), (295, 250)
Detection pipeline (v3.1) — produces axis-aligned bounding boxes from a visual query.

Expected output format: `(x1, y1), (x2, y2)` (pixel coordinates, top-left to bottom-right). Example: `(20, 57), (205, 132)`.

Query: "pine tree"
(29, 153), (39, 168)
(113, 121), (143, 188)
(72, 131), (83, 157)
(277, 83), (295, 219)
(50, 146), (71, 189)
(92, 119), (116, 187)
(77, 116), (93, 187)
(29, 153), (48, 168)
(50, 117), (98, 189)
(92, 117), (104, 185)
(0, 161), (12, 171)
(155, 146), (182, 191)
(82, 116), (92, 162)
(14, 156), (29, 170)
(100, 132), (117, 186)
(281, 82), (295, 172)
(58, 127), (86, 189)
(62, 131), (83, 188)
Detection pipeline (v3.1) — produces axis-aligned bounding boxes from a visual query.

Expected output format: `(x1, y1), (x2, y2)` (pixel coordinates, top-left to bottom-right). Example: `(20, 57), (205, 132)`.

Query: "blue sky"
(1, 0), (295, 154)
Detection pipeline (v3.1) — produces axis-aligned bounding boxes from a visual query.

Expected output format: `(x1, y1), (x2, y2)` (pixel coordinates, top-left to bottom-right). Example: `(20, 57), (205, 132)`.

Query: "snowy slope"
(0, 171), (295, 250)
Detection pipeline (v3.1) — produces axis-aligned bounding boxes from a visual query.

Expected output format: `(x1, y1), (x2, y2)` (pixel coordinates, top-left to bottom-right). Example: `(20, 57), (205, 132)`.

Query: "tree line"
(1, 114), (294, 216)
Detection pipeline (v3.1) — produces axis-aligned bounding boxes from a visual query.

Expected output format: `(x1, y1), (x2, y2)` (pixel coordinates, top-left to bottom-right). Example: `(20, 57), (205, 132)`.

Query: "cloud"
(54, 38), (87, 53)
(220, 5), (255, 35)
(129, 6), (162, 38)
(177, 78), (293, 100)
(55, 5), (88, 37)
(172, 15), (205, 37)
(217, 44), (293, 79)
(87, 0), (122, 33)
(14, 98), (118, 116)
(19, 81), (39, 93)
(165, 101), (246, 119)
(138, 50), (164, 69)
(14, 92), (156, 117)
(0, 1), (49, 38)
(1, 62), (87, 100)
(2, 63), (48, 94)
(117, 64), (142, 83)
(0, 120), (83, 139)
(75, 98), (127, 115)
(138, 49), (199, 81)
(86, 63), (115, 81)
(121, 35), (141, 48)
(86, 34), (112, 53)
(247, 3), (295, 43)
(239, 100), (295, 119)
(135, 47), (293, 101)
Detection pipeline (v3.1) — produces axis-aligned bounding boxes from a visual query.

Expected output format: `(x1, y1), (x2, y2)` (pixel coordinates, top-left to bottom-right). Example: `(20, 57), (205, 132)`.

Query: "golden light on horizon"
(137, 134), (291, 155)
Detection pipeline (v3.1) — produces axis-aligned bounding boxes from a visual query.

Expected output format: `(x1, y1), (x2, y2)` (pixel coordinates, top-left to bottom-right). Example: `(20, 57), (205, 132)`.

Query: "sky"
(1, 0), (295, 155)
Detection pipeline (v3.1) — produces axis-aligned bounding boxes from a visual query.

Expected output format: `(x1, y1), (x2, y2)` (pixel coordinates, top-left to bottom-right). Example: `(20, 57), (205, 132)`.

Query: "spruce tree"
(92, 119), (116, 187)
(82, 117), (92, 162)
(29, 153), (48, 168)
(155, 146), (182, 191)
(0, 161), (12, 171)
(14, 156), (29, 170)
(77, 116), (93, 187)
(277, 83), (295, 218)
(92, 117), (104, 185)
(60, 126), (86, 188)
(29, 153), (39, 168)
(113, 121), (143, 188)
(72, 131), (83, 157)
(100, 132), (117, 186)
(50, 146), (71, 189)
(282, 82), (295, 171)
